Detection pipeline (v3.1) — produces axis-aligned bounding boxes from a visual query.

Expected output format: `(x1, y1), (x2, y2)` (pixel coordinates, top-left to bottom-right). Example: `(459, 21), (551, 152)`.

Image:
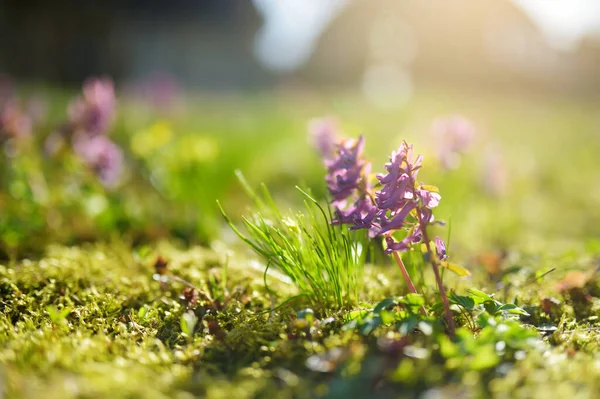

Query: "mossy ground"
(2, 239), (599, 398)
(1, 87), (600, 398)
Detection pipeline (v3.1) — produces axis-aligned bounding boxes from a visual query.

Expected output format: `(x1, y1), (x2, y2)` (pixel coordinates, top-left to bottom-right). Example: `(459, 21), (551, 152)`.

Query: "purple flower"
(342, 198), (378, 230)
(324, 135), (379, 235)
(0, 100), (32, 140)
(376, 142), (422, 212)
(481, 144), (508, 197)
(435, 237), (447, 260)
(68, 77), (116, 136)
(325, 136), (369, 205)
(377, 202), (416, 235)
(384, 230), (422, 255)
(309, 117), (339, 160)
(139, 71), (182, 112)
(432, 115), (476, 170)
(322, 134), (445, 255)
(417, 189), (441, 209)
(372, 141), (442, 254)
(73, 135), (123, 188)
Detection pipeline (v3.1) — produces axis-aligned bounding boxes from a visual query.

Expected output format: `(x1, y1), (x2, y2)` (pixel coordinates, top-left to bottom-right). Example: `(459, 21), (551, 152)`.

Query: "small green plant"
(219, 172), (368, 311)
(46, 305), (71, 329)
(180, 310), (198, 342)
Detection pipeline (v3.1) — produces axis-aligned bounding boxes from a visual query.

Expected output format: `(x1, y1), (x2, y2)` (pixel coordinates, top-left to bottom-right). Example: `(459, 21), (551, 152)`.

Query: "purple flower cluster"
(322, 135), (447, 256)
(66, 77), (123, 188)
(73, 135), (123, 189)
(324, 136), (378, 230)
(0, 77), (45, 142)
(68, 77), (116, 136)
(374, 141), (443, 254)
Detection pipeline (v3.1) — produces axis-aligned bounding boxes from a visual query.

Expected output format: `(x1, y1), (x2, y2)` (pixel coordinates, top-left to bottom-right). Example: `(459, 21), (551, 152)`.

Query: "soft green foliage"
(220, 175), (367, 310)
(2, 88), (600, 398)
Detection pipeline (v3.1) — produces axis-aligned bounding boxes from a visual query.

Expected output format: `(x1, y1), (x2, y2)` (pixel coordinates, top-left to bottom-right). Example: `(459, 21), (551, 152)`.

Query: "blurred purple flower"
(140, 72), (182, 112)
(0, 100), (32, 140)
(68, 77), (116, 136)
(432, 115), (476, 170)
(309, 117), (339, 160)
(73, 135), (123, 188)
(481, 144), (508, 197)
(435, 236), (447, 260)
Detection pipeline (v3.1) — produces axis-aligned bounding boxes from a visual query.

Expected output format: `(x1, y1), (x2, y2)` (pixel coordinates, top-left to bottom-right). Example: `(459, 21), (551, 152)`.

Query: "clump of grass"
(219, 172), (368, 311)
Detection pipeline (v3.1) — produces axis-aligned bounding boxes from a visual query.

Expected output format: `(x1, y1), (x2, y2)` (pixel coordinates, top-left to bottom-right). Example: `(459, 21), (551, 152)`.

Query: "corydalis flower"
(481, 144), (508, 197)
(68, 77), (116, 136)
(73, 135), (123, 188)
(65, 77), (123, 188)
(326, 136), (367, 203)
(432, 115), (475, 170)
(324, 135), (376, 230)
(376, 141), (422, 215)
(308, 117), (339, 160)
(435, 236), (447, 260)
(352, 140), (443, 255)
(321, 135), (445, 255)
(375, 142), (440, 251)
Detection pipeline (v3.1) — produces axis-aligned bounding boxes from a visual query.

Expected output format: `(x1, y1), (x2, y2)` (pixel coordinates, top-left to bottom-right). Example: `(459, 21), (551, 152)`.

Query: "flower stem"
(406, 171), (456, 336)
(430, 252), (456, 336)
(420, 228), (456, 337)
(392, 251), (427, 315)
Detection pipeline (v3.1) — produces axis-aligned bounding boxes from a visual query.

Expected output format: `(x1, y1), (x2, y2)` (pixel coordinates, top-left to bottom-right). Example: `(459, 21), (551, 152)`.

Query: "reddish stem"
(406, 168), (455, 336)
(419, 220), (456, 337)
(392, 251), (418, 294)
(392, 251), (428, 315)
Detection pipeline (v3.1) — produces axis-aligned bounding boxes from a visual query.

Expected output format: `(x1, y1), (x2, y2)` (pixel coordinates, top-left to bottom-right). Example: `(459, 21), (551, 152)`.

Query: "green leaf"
(497, 303), (530, 316)
(380, 309), (396, 325)
(438, 334), (459, 358)
(180, 311), (198, 338)
(470, 345), (499, 370)
(359, 316), (382, 335)
(137, 306), (148, 320)
(449, 294), (475, 310)
(374, 297), (399, 313)
(467, 288), (493, 303)
(398, 314), (419, 335)
(46, 306), (70, 325)
(400, 293), (425, 308)
(484, 300), (500, 315)
(346, 309), (371, 322)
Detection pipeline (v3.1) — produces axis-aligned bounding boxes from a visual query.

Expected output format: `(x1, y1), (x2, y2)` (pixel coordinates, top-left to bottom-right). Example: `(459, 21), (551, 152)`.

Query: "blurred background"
(1, 0), (600, 96)
(1, 0), (600, 258)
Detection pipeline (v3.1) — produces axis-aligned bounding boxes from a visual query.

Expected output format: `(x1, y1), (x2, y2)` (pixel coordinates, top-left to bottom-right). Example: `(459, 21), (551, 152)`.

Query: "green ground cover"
(1, 85), (600, 398)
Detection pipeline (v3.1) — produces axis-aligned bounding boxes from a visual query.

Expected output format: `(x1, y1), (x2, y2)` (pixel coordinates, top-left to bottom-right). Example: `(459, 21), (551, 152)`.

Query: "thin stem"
(404, 163), (455, 336)
(392, 251), (418, 294)
(420, 226), (456, 337)
(392, 251), (428, 315)
(430, 255), (456, 335)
